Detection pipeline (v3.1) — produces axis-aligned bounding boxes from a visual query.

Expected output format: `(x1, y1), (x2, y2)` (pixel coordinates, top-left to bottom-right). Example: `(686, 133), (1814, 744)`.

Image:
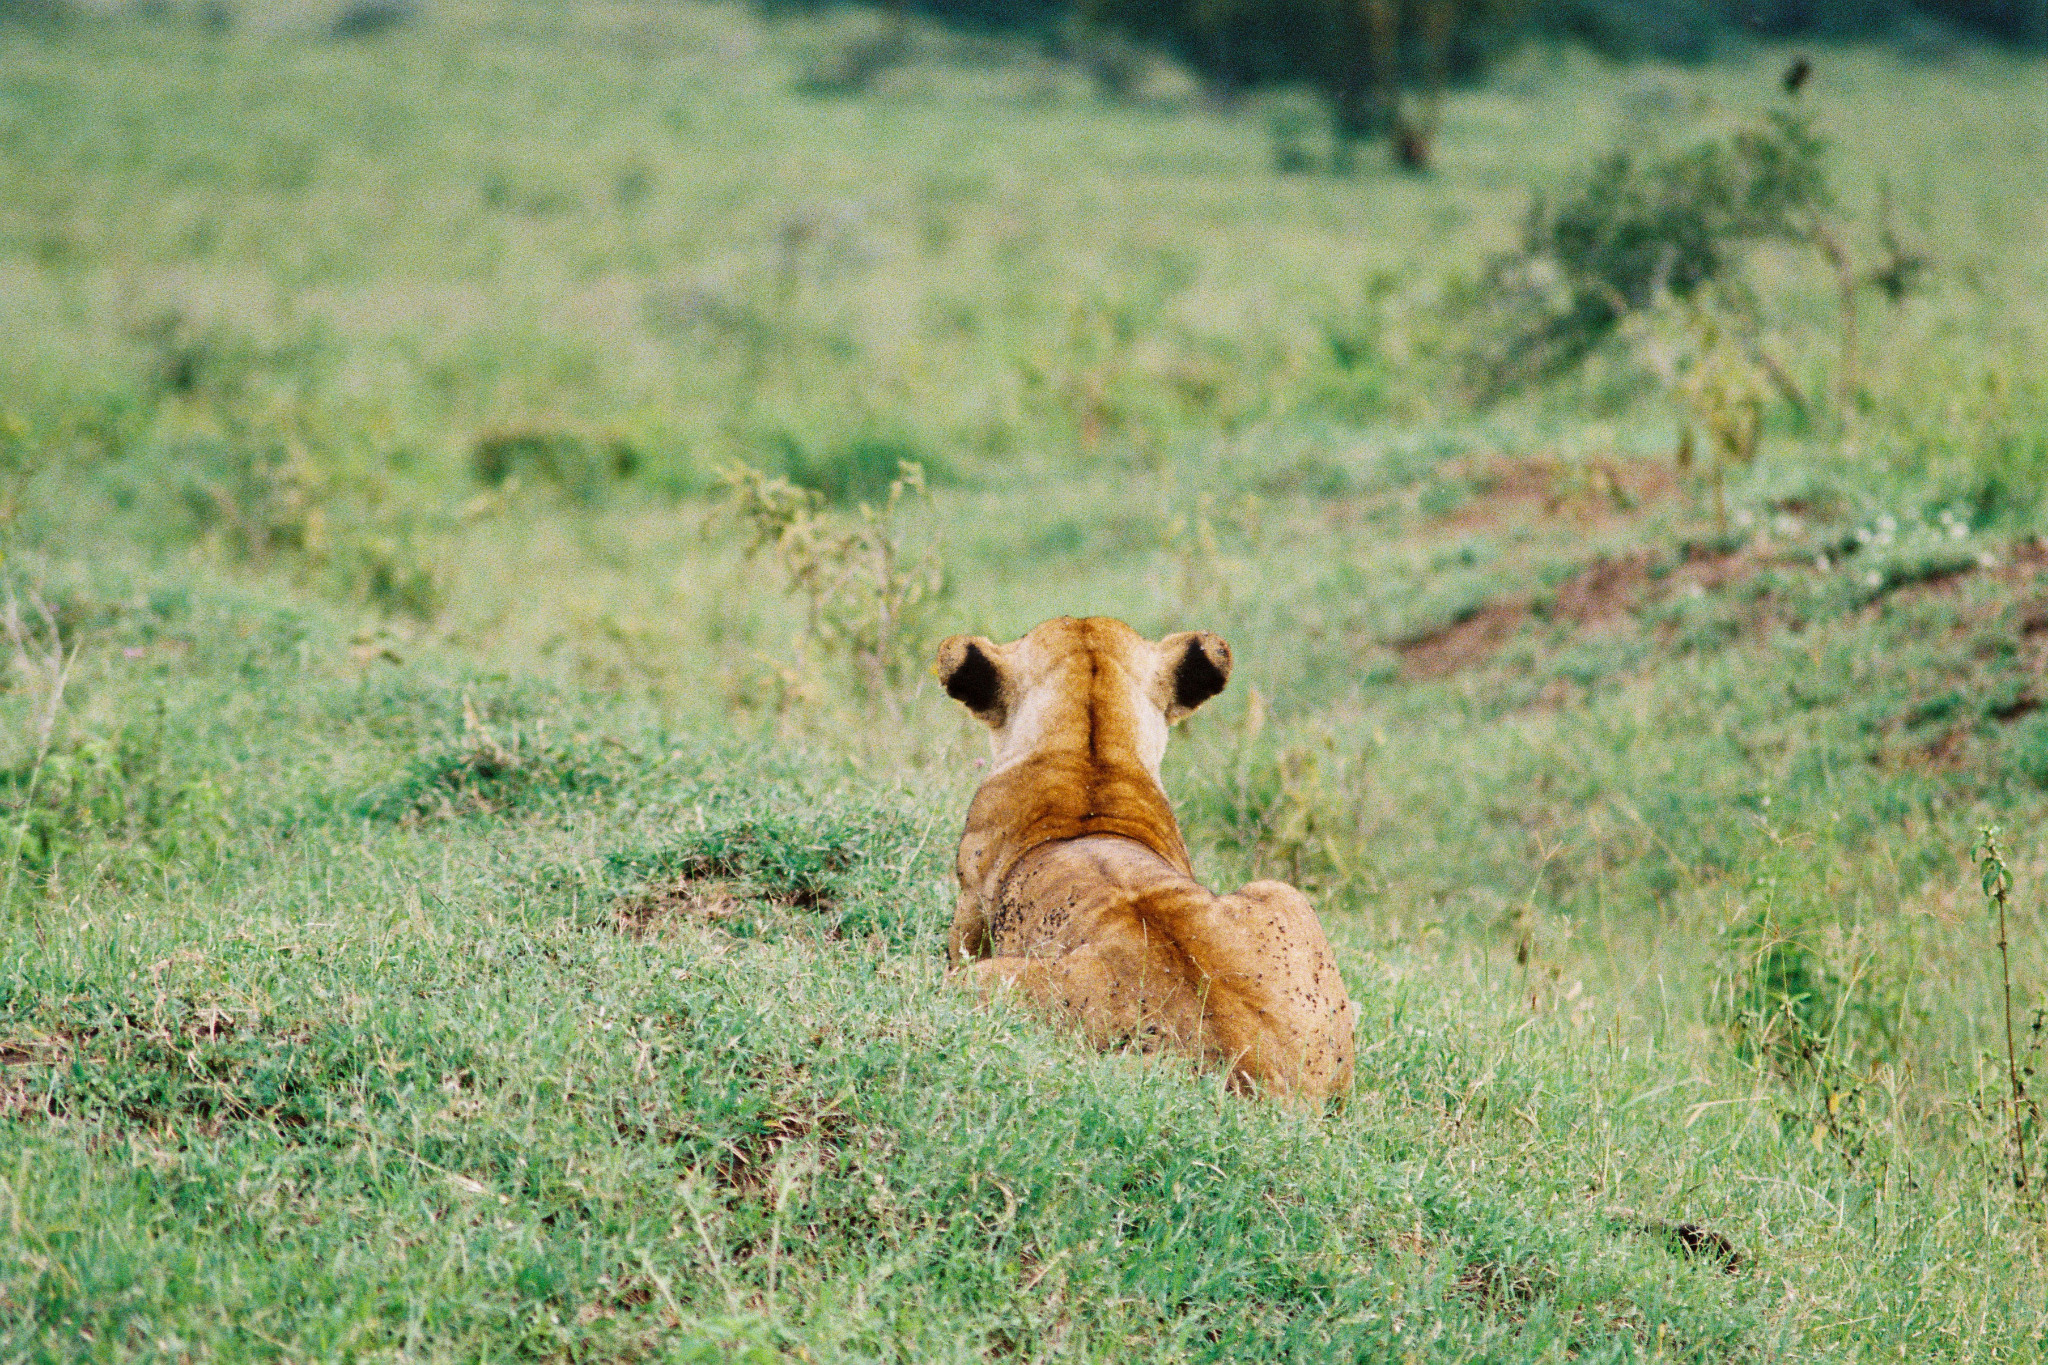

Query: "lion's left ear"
(1157, 630), (1231, 722)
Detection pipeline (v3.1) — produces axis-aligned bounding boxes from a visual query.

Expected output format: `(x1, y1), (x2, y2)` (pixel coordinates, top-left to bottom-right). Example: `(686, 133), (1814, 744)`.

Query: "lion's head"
(936, 617), (1230, 779)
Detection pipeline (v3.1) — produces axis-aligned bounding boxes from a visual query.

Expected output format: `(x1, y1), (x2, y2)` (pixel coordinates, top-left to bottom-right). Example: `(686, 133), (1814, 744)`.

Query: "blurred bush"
(760, 426), (957, 506)
(1455, 108), (1830, 402)
(1745, 0), (2047, 42)
(330, 0), (412, 39)
(1, 717), (230, 895)
(1547, 0), (1721, 59)
(469, 427), (639, 506)
(0, 0), (71, 23)
(792, 8), (912, 94)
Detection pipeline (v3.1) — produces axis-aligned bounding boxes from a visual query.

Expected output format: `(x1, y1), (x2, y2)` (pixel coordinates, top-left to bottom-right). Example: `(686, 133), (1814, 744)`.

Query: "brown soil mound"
(1397, 602), (1527, 681)
(611, 880), (748, 937)
(1397, 542), (1751, 680)
(1883, 538), (2048, 769)
(611, 878), (841, 938)
(1886, 534), (2047, 605)
(1443, 455), (1678, 532)
(1395, 535), (2048, 697)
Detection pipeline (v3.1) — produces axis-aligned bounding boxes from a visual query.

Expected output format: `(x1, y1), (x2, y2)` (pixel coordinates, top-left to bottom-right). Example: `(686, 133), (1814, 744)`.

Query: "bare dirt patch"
(611, 879), (751, 937)
(610, 878), (843, 938)
(712, 1100), (850, 1194)
(1, 1033), (72, 1119)
(1396, 542), (1752, 680)
(1441, 455), (1678, 532)
(1878, 540), (2048, 770)
(1397, 536), (2048, 687)
(1545, 551), (1656, 627)
(1397, 602), (1528, 681)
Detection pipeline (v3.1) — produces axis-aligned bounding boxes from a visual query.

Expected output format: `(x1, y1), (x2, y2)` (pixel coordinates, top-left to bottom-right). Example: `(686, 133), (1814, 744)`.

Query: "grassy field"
(3, 2), (2048, 1359)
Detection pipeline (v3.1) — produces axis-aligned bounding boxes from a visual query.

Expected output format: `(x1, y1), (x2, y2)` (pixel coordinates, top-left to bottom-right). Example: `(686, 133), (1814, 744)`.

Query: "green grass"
(3, 3), (2048, 1359)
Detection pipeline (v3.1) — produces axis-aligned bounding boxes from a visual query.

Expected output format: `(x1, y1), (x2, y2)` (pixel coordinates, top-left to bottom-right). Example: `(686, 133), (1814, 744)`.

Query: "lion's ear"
(937, 635), (1006, 723)
(1158, 630), (1231, 721)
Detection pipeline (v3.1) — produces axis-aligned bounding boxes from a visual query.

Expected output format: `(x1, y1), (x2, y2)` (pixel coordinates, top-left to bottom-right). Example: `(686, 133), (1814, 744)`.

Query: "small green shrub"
(173, 432), (327, 562)
(1963, 429), (2048, 526)
(1265, 90), (1327, 174)
(1459, 109), (1829, 402)
(2005, 715), (2048, 789)
(352, 701), (618, 822)
(333, 526), (446, 621)
(1905, 375), (2048, 530)
(0, 0), (73, 27)
(720, 461), (949, 707)
(470, 426), (638, 506)
(1971, 827), (2038, 1198)
(1182, 701), (1380, 904)
(763, 427), (955, 507)
(331, 1), (412, 40)
(1720, 895), (1841, 1074)
(1, 721), (230, 895)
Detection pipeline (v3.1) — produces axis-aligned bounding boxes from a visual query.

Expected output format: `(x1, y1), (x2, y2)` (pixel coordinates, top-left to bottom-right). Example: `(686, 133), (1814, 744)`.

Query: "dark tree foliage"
(1072, 0), (1507, 165)
(762, 0), (2047, 66)
(767, 0), (2039, 164)
(1740, 0), (2047, 43)
(1074, 0), (1504, 95)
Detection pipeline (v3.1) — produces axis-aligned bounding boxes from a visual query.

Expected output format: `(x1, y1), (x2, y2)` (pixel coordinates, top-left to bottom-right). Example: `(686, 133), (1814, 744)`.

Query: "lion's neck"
(958, 742), (1193, 903)
(957, 654), (1193, 901)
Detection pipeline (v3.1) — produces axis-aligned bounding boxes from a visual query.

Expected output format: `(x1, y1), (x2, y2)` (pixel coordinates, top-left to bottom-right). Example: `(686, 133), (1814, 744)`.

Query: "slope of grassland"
(4, 554), (2044, 1362)
(3, 4), (2047, 1360)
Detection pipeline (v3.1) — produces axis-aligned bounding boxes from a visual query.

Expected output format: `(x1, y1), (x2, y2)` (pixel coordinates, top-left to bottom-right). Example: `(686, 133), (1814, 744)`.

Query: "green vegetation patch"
(350, 718), (623, 823)
(0, 7), (2045, 1359)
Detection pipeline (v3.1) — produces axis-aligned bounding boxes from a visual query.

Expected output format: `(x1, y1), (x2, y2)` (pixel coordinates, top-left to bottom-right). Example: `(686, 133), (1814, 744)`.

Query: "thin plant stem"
(1977, 826), (2031, 1199)
(1996, 868), (2028, 1195)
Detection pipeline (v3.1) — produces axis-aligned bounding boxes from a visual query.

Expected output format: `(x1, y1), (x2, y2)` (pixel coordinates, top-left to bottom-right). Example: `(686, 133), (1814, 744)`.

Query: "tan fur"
(938, 617), (1356, 1102)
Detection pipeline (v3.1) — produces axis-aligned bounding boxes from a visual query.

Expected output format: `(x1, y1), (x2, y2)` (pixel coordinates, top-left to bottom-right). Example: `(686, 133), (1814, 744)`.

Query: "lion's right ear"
(937, 635), (1006, 723)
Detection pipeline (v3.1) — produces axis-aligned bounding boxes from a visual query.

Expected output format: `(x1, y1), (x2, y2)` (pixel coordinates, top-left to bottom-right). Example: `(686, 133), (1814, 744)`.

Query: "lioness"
(938, 616), (1356, 1102)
